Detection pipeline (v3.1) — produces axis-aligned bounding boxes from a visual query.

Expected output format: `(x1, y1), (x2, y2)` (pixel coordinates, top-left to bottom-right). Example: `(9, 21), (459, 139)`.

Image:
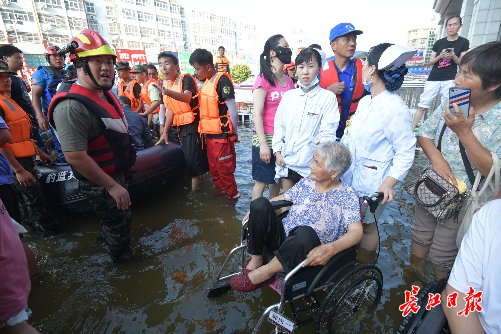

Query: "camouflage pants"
(15, 157), (58, 233)
(79, 173), (131, 260)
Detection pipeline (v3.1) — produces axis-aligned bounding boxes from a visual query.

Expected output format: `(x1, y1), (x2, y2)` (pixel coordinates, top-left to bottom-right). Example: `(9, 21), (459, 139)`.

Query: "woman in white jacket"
(341, 44), (417, 251)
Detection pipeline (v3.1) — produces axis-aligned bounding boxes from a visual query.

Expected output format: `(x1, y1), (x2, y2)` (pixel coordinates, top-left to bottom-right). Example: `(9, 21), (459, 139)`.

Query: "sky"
(188, 0), (439, 52)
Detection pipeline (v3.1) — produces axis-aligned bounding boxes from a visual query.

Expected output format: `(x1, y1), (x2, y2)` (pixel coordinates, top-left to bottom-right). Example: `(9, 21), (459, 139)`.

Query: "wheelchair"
(207, 194), (385, 333)
(398, 278), (449, 334)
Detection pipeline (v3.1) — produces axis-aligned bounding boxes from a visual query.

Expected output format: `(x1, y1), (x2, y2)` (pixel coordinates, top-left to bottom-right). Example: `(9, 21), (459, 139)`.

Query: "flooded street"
(26, 125), (435, 333)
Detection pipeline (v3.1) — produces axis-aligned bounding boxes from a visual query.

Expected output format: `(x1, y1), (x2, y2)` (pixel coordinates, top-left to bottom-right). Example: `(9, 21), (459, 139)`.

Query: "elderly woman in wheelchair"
(230, 141), (363, 292)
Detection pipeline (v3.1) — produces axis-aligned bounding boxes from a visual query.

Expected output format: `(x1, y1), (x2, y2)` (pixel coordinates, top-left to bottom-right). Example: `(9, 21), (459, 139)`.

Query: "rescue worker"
(320, 23), (368, 139)
(130, 64), (162, 136)
(48, 29), (136, 261)
(214, 46), (230, 74)
(31, 45), (66, 162)
(189, 48), (239, 199)
(116, 61), (142, 113)
(156, 52), (209, 192)
(0, 60), (58, 234)
(146, 63), (168, 137)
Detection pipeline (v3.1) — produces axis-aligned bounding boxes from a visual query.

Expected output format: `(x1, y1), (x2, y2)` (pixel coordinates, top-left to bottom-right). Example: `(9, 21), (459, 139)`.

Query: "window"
(45, 34), (69, 44)
(69, 17), (86, 31)
(171, 18), (181, 28)
(157, 16), (171, 26)
(1, 10), (35, 24)
(137, 11), (153, 22)
(158, 30), (171, 39)
(106, 6), (114, 17)
(36, 0), (63, 9)
(122, 8), (136, 20)
(170, 3), (179, 13)
(136, 0), (146, 6)
(140, 27), (154, 37)
(108, 22), (119, 34)
(154, 0), (168, 10)
(128, 41), (140, 49)
(143, 43), (155, 49)
(64, 0), (84, 11)
(125, 24), (139, 35)
(39, 15), (66, 27)
(84, 0), (95, 13)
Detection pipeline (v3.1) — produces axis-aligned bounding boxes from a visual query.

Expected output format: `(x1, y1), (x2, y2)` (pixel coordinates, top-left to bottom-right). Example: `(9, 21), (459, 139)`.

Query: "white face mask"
(299, 76), (319, 90)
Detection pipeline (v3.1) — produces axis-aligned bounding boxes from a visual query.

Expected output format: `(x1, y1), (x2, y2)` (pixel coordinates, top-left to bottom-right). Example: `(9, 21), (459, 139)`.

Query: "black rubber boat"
(34, 143), (186, 213)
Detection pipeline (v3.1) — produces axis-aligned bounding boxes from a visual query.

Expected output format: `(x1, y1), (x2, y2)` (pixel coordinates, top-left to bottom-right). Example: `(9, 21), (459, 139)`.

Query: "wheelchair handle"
(363, 192), (384, 214)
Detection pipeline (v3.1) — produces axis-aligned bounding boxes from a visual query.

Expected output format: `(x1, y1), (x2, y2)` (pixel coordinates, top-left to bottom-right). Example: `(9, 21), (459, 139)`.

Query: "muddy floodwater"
(26, 125), (435, 333)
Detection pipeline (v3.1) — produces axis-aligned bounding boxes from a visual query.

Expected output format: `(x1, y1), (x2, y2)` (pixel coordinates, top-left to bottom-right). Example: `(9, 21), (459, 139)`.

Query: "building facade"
(433, 0), (501, 47)
(407, 26), (437, 64)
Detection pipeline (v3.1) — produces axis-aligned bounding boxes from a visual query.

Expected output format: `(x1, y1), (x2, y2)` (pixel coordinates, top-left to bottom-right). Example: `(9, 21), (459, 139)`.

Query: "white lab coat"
(341, 90), (416, 197)
(272, 85), (339, 177)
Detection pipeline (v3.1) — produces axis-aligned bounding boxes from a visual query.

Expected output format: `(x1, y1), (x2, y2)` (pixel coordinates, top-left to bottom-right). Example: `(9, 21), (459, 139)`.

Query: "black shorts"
(177, 126), (209, 177)
(285, 169), (303, 184)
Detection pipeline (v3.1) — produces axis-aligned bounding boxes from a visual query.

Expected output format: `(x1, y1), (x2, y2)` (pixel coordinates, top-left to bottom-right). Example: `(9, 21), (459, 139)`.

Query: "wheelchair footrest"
(269, 273), (285, 295)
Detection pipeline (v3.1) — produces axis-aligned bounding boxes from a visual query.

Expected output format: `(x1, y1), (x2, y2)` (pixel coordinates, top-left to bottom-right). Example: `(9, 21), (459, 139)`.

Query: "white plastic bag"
(456, 151), (500, 248)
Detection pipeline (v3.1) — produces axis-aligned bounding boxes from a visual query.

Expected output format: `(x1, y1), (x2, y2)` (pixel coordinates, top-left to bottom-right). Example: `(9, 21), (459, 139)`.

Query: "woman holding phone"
(411, 41), (501, 279)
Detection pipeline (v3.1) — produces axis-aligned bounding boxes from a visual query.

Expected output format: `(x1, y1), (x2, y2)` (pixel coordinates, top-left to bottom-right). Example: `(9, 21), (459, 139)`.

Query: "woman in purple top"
(251, 34), (295, 199)
(231, 141), (362, 292)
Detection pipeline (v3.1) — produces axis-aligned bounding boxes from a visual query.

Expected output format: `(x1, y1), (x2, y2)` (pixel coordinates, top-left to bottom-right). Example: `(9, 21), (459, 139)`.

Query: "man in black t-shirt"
(413, 16), (470, 129)
(0, 45), (46, 150)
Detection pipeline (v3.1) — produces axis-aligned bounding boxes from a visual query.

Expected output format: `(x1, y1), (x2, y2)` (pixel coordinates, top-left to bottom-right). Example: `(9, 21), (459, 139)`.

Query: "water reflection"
(27, 125), (434, 333)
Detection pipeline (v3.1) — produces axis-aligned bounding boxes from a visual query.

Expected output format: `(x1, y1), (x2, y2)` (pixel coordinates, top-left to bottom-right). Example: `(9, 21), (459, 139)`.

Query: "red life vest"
(48, 84), (136, 179)
(319, 57), (365, 118)
(199, 72), (234, 135)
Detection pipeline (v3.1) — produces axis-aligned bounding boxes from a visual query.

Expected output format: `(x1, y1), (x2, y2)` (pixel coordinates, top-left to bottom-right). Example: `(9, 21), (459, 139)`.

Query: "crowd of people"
(0, 14), (500, 333)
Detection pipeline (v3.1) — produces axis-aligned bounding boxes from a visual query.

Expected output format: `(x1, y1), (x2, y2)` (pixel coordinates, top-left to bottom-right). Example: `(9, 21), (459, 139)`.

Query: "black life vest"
(48, 84), (136, 179)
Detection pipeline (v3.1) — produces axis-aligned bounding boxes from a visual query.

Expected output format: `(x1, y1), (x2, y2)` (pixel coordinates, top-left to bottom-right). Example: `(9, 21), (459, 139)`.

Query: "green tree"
(230, 64), (251, 84)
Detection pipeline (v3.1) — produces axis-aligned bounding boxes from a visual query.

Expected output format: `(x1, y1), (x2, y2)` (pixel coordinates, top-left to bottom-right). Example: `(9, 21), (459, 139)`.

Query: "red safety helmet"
(69, 29), (116, 62)
(283, 62), (295, 71)
(44, 45), (62, 62)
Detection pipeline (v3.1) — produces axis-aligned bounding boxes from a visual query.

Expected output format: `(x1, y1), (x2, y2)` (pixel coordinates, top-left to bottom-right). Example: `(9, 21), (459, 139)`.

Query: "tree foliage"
(230, 64), (252, 84)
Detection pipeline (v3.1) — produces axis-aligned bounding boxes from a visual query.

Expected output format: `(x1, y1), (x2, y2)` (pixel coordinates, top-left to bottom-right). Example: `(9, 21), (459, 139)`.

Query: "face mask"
(362, 73), (373, 87)
(299, 76), (319, 90)
(274, 46), (292, 65)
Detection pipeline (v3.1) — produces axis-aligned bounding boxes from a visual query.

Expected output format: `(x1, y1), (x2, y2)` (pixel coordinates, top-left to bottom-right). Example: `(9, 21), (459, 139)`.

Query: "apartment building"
(407, 26), (437, 64)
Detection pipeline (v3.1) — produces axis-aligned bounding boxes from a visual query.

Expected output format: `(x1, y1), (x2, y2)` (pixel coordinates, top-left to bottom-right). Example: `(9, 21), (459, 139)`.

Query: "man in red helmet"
(48, 29), (136, 261)
(31, 46), (66, 162)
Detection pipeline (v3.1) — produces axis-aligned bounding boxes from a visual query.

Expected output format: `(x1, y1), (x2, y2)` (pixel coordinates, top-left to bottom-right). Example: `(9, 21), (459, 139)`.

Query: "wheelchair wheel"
(316, 264), (383, 334)
(397, 278), (448, 334)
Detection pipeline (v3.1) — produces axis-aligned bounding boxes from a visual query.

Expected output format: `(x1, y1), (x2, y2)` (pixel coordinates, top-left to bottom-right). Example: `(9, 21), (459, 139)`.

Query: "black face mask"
(274, 46), (292, 65)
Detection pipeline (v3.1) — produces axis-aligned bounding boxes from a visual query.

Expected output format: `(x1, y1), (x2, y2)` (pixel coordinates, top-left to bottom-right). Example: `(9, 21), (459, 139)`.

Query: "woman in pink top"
(252, 34), (295, 199)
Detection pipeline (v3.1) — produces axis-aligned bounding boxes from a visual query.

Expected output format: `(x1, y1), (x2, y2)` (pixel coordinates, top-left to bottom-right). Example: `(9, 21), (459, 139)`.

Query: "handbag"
(456, 151), (500, 248)
(413, 124), (464, 221)
(414, 168), (464, 220)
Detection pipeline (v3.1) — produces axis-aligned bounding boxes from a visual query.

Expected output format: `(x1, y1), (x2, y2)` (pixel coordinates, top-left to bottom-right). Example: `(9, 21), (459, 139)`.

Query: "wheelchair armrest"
(306, 246), (357, 294)
(270, 200), (293, 210)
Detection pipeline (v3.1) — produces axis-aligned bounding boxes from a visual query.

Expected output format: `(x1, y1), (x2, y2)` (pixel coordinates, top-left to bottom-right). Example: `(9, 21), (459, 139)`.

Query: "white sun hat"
(378, 45), (417, 71)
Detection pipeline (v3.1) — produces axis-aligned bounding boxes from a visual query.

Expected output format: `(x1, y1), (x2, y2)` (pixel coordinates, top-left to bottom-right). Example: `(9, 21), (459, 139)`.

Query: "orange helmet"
(69, 29), (115, 62)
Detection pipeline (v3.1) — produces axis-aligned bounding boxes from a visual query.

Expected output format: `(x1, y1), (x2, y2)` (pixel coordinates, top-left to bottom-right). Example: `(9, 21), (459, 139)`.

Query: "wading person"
(189, 48), (239, 199)
(272, 47), (339, 192)
(48, 29), (136, 261)
(131, 64), (162, 134)
(251, 34), (295, 200)
(156, 52), (208, 192)
(413, 16), (469, 129)
(0, 60), (57, 234)
(116, 61), (142, 113)
(341, 44), (417, 252)
(31, 46), (66, 162)
(214, 46), (230, 74)
(411, 41), (501, 279)
(319, 23), (367, 139)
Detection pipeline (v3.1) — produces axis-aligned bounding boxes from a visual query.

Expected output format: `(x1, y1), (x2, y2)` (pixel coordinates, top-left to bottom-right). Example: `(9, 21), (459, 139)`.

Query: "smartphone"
(449, 87), (471, 118)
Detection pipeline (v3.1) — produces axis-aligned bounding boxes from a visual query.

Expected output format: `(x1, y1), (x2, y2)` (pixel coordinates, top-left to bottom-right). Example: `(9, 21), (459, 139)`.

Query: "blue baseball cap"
(329, 23), (363, 43)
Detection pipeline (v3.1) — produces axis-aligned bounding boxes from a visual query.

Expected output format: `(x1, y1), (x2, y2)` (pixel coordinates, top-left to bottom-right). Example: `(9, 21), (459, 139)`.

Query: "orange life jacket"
(140, 78), (161, 114)
(119, 79), (140, 111)
(319, 58), (365, 118)
(215, 56), (229, 73)
(0, 95), (36, 158)
(163, 73), (199, 127)
(199, 72), (234, 135)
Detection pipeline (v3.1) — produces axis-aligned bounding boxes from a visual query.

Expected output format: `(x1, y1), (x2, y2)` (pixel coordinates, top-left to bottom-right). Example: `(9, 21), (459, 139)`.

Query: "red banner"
(115, 49), (147, 66)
